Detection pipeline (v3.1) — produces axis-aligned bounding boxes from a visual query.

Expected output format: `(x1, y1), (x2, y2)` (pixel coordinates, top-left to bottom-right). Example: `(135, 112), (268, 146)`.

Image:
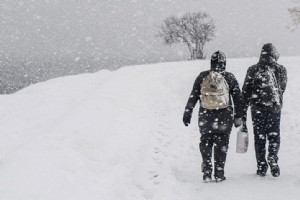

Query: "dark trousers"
(199, 133), (229, 178)
(251, 109), (281, 168)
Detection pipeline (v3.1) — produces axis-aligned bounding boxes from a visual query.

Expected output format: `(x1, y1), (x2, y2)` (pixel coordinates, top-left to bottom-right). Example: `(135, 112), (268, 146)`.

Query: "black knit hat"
(211, 50), (226, 72)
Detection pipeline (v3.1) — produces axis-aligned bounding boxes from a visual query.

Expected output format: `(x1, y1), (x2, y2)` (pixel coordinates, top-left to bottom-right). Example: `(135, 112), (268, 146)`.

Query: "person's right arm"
(183, 75), (202, 126)
(241, 67), (255, 120)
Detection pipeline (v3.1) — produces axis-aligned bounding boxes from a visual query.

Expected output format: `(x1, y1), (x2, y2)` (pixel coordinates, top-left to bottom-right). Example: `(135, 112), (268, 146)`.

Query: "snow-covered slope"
(0, 57), (300, 200)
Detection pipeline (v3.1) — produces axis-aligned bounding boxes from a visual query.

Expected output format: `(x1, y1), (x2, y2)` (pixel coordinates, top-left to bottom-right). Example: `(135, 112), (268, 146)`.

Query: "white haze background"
(1, 0), (299, 62)
(0, 1), (300, 199)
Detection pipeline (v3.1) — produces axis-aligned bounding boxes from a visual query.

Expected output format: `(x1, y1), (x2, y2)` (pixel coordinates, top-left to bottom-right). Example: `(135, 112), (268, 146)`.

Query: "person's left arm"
(227, 72), (243, 127)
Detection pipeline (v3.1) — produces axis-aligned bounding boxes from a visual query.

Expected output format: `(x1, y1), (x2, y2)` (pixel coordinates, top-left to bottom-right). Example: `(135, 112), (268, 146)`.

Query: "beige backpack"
(200, 71), (229, 110)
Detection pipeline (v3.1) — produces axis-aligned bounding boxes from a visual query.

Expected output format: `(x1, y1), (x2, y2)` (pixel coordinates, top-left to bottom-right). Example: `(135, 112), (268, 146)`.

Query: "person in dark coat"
(241, 43), (287, 177)
(183, 50), (243, 182)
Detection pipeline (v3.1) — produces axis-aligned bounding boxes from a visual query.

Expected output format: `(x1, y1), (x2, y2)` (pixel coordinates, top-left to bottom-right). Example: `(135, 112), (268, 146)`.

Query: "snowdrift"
(0, 56), (300, 200)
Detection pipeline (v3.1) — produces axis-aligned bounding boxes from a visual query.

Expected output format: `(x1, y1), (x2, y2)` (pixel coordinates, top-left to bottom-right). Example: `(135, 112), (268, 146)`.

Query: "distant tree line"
(0, 55), (117, 94)
(0, 53), (180, 94)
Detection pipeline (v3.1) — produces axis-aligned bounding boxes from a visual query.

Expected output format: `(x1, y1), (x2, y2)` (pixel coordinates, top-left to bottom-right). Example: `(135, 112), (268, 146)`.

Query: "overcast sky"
(0, 0), (299, 64)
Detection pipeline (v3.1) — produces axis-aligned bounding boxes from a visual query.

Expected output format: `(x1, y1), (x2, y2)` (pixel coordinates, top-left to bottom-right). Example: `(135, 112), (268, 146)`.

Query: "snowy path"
(0, 57), (300, 200)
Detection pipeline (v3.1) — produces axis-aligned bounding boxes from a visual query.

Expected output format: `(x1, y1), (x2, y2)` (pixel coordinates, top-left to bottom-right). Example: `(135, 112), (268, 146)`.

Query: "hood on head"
(211, 50), (226, 72)
(259, 43), (280, 64)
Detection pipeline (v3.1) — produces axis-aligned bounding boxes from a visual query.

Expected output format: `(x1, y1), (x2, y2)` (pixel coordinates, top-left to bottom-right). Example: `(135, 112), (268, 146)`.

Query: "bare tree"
(289, 1), (300, 28)
(157, 12), (216, 60)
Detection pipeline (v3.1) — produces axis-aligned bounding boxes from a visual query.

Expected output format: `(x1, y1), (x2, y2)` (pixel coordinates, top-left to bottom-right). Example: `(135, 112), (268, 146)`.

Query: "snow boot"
(270, 165), (280, 177)
(202, 168), (212, 183)
(256, 164), (268, 177)
(268, 157), (280, 177)
(256, 170), (267, 177)
(203, 174), (212, 183)
(215, 176), (226, 182)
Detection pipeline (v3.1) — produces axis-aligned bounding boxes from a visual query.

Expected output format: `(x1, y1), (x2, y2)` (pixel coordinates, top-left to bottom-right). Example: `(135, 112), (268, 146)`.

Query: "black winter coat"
(184, 70), (243, 135)
(241, 43), (287, 116)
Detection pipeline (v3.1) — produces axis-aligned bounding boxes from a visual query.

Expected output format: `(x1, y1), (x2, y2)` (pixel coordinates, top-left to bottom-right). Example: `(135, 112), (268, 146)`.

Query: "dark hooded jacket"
(184, 51), (243, 135)
(241, 43), (287, 115)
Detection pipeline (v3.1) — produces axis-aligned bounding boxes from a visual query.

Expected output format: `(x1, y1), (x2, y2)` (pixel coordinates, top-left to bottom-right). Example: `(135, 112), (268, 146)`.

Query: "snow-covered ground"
(0, 56), (300, 200)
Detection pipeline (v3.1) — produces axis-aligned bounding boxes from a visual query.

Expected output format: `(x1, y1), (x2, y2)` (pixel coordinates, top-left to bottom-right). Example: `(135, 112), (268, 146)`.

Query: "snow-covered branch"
(157, 11), (216, 60)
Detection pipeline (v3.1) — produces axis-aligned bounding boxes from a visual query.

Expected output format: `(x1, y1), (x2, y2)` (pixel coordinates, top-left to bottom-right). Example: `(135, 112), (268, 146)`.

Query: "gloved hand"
(234, 118), (243, 128)
(241, 121), (248, 133)
(183, 113), (191, 126)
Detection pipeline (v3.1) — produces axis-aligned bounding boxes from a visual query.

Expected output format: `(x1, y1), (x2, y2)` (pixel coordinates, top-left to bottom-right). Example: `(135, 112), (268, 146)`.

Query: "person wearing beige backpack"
(183, 51), (243, 182)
